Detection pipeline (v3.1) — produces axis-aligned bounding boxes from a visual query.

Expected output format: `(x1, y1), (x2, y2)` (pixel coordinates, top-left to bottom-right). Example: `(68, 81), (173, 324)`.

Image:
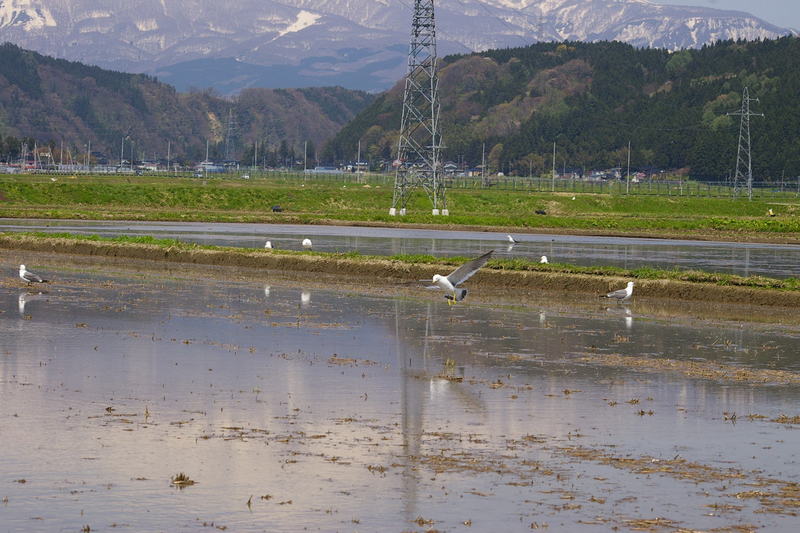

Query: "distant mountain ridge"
(0, 0), (792, 93)
(0, 43), (374, 162)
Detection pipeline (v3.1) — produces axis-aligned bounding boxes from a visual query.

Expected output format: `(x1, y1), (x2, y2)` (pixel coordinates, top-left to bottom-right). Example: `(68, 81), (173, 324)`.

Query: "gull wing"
(23, 271), (44, 283)
(447, 250), (494, 287)
(605, 288), (627, 299)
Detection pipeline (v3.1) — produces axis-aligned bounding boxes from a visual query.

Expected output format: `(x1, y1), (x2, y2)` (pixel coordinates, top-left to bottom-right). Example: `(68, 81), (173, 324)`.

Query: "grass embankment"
(3, 232), (800, 307)
(1, 175), (799, 241)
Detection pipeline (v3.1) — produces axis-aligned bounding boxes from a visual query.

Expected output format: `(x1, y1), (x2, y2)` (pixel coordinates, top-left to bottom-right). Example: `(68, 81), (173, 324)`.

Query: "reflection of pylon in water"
(390, 0), (447, 216)
(727, 87), (763, 200)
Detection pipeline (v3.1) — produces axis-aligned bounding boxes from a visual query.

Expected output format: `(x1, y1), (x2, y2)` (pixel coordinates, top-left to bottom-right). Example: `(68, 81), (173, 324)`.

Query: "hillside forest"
(325, 37), (800, 181)
(0, 43), (373, 165)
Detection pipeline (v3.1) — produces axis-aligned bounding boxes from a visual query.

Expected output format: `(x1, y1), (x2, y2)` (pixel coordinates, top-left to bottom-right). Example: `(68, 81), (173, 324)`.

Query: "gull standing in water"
(19, 265), (47, 284)
(302, 238), (312, 249)
(506, 234), (520, 244)
(603, 281), (634, 302)
(265, 240), (273, 249)
(429, 250), (494, 305)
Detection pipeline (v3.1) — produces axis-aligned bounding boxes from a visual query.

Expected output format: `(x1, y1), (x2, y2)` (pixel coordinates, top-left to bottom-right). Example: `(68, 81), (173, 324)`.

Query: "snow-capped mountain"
(0, 0), (792, 92)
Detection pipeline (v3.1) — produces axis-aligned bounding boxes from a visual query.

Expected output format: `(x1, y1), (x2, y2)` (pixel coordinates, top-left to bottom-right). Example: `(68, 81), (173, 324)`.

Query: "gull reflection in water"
(301, 290), (311, 307)
(605, 305), (633, 330)
(18, 291), (46, 316)
(263, 285), (270, 298)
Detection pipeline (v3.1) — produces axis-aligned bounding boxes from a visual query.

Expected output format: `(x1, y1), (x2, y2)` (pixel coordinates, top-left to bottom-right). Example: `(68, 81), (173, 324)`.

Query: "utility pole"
(253, 140), (258, 170)
(304, 140), (308, 172)
(551, 141), (556, 192)
(390, 0), (446, 216)
(224, 108), (237, 162)
(727, 87), (764, 200)
(626, 140), (631, 194)
(481, 142), (486, 185)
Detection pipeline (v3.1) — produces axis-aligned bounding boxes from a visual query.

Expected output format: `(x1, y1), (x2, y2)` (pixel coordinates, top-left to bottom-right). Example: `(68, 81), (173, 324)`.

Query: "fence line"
(243, 171), (800, 199)
(4, 168), (800, 199)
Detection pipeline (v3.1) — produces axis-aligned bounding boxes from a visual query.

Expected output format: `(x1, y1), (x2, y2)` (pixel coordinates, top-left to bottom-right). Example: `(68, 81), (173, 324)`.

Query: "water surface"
(1, 257), (799, 531)
(3, 218), (800, 278)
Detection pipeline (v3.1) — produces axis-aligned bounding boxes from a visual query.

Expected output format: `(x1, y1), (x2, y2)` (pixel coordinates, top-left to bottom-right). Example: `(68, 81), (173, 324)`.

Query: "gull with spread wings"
(429, 250), (494, 305)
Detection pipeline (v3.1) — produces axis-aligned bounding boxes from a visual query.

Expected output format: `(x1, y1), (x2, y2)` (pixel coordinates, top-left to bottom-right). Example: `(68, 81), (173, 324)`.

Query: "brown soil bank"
(3, 234), (800, 308)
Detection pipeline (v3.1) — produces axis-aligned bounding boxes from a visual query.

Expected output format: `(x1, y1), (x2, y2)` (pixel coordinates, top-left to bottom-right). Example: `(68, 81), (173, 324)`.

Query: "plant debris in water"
(171, 472), (196, 487)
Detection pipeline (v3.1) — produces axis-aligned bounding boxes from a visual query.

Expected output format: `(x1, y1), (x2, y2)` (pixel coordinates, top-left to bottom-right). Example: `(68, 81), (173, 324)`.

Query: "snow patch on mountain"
(135, 19), (158, 32)
(0, 0), (56, 30)
(278, 10), (321, 38)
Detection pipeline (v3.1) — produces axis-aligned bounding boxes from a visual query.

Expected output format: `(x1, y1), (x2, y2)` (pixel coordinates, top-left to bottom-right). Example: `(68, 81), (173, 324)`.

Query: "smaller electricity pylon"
(224, 108), (238, 162)
(727, 87), (763, 200)
(390, 0), (447, 216)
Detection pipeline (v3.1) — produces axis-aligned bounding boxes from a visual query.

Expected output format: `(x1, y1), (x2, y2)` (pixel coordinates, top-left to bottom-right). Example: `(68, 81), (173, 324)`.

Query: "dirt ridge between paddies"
(3, 233), (800, 308)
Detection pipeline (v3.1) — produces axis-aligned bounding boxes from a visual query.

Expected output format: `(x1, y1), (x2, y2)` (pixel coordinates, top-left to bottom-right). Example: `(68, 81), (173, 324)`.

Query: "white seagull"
(19, 265), (47, 284)
(506, 234), (520, 244)
(430, 250), (494, 305)
(540, 255), (548, 264)
(603, 281), (634, 302)
(302, 238), (312, 249)
(265, 240), (273, 249)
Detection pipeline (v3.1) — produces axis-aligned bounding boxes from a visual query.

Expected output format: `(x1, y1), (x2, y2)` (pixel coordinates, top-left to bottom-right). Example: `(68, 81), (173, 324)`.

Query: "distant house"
(196, 160), (225, 173)
(443, 161), (459, 174)
(305, 166), (343, 175)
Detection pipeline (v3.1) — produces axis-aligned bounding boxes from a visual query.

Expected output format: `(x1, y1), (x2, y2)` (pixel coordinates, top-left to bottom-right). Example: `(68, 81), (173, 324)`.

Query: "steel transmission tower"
(390, 0), (447, 216)
(224, 108), (238, 162)
(727, 87), (763, 200)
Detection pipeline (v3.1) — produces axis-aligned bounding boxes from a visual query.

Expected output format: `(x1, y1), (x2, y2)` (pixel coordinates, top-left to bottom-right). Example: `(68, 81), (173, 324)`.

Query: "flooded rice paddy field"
(4, 218), (800, 278)
(1, 256), (800, 532)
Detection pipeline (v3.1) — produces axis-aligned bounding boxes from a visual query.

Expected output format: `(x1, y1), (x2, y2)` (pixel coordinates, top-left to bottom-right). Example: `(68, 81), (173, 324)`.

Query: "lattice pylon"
(727, 87), (763, 200)
(390, 0), (447, 216)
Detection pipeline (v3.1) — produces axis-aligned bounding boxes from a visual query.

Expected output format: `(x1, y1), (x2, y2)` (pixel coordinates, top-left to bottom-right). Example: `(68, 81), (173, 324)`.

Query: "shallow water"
(3, 218), (800, 278)
(1, 258), (799, 532)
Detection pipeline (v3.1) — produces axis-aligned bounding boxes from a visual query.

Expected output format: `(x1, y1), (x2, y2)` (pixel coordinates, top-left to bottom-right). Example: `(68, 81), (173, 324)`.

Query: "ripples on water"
(1, 259), (799, 531)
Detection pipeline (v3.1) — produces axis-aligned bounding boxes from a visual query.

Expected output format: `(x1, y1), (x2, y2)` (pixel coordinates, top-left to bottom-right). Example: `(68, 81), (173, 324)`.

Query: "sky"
(654, 1), (800, 30)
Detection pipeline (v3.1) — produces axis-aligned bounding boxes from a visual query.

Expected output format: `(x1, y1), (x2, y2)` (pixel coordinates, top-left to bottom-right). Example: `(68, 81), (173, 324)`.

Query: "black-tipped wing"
(445, 288), (468, 302)
(447, 250), (494, 287)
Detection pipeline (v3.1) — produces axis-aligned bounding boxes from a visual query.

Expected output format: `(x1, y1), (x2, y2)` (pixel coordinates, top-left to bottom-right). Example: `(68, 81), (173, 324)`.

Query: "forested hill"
(325, 37), (800, 180)
(0, 43), (374, 163)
